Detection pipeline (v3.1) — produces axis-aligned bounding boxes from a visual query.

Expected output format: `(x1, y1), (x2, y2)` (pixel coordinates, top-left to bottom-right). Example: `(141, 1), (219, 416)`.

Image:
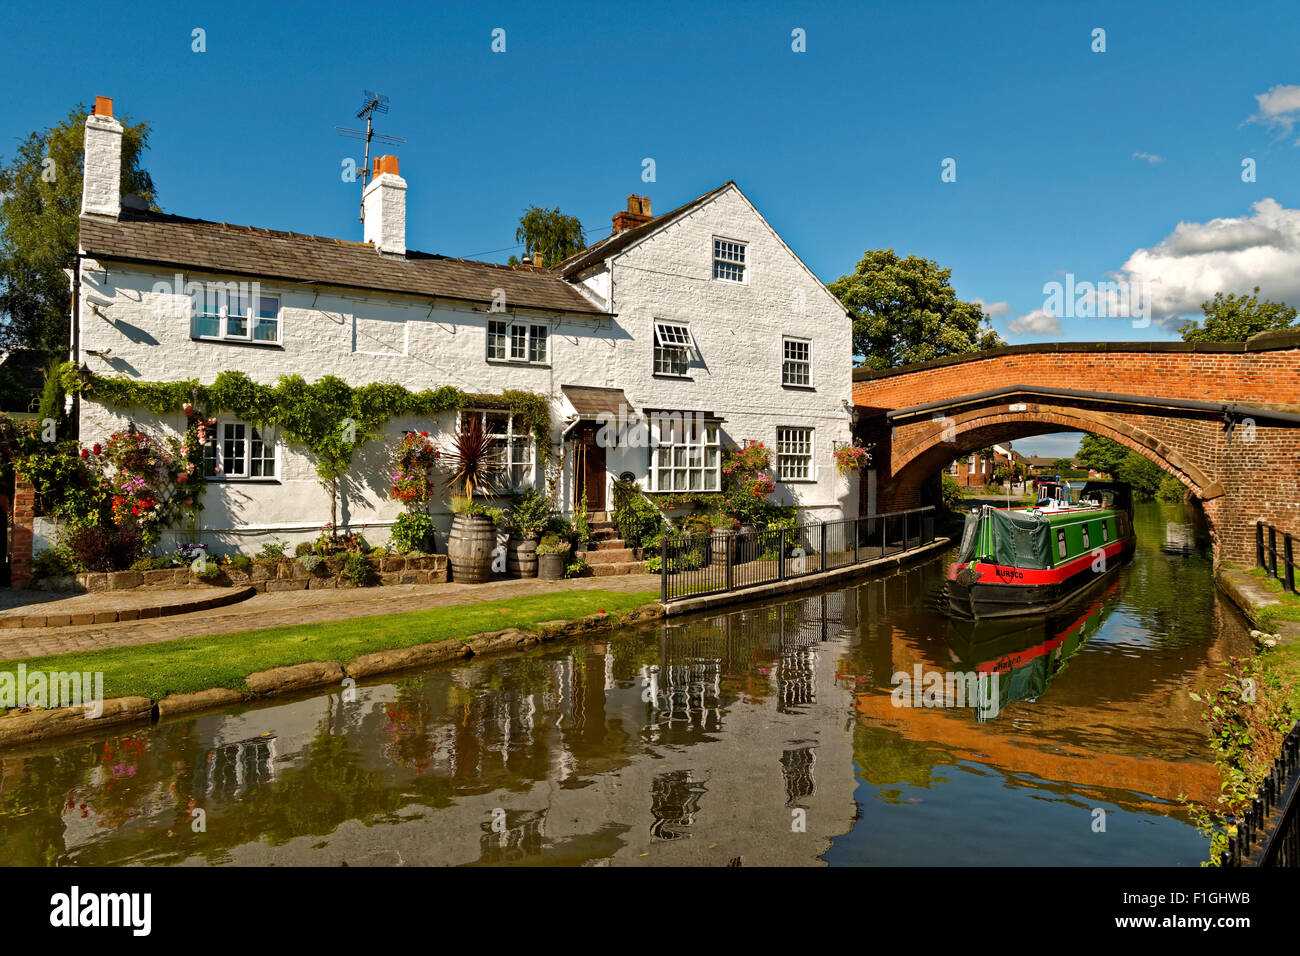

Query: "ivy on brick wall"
(59, 363), (553, 482)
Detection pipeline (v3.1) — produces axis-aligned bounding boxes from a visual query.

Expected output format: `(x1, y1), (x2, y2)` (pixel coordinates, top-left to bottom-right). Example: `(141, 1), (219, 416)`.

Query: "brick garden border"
(0, 585), (256, 630)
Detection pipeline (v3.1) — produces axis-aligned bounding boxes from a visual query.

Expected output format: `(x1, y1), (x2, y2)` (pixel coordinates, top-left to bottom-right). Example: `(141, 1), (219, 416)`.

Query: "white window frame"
(776, 426), (814, 482)
(486, 319), (549, 365)
(782, 336), (811, 387)
(712, 237), (746, 283)
(462, 409), (536, 491)
(649, 414), (721, 493)
(191, 287), (281, 345)
(653, 320), (695, 377)
(203, 420), (278, 481)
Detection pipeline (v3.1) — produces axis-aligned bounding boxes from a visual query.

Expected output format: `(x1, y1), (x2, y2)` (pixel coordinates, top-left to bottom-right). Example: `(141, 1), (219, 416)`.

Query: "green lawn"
(1244, 567), (1300, 628)
(0, 589), (659, 702)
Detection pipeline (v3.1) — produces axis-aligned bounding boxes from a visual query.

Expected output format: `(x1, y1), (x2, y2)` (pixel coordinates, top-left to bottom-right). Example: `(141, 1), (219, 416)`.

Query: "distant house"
(948, 444), (1024, 486)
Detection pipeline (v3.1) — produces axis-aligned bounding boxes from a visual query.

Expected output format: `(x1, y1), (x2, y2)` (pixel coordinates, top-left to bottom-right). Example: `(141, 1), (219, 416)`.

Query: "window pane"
(529, 325), (547, 362)
(223, 423), (246, 477)
(510, 324), (528, 360)
(487, 320), (506, 360)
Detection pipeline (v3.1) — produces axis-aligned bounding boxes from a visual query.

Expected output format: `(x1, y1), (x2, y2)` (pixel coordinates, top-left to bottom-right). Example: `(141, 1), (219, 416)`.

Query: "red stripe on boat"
(946, 538), (1129, 585)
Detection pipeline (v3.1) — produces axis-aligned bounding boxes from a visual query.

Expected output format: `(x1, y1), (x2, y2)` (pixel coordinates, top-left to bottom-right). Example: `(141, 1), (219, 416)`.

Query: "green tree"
(507, 205), (585, 268)
(829, 249), (1003, 368)
(1076, 434), (1127, 476)
(1179, 286), (1298, 343)
(0, 103), (157, 353)
(1115, 451), (1166, 500)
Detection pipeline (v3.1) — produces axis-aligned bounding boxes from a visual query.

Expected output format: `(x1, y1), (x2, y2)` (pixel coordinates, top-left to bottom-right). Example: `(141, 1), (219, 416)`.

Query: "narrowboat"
(946, 479), (1135, 619)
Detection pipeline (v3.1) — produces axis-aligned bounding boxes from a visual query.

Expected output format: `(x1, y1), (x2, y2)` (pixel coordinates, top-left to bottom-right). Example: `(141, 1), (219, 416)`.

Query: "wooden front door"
(573, 425), (606, 512)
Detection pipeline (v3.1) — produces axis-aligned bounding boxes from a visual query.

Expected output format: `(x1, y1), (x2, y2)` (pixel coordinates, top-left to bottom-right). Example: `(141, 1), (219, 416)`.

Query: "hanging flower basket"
(833, 443), (872, 477)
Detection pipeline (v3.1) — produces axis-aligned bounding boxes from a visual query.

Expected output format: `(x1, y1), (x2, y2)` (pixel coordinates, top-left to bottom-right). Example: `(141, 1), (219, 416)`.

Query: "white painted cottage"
(72, 97), (855, 554)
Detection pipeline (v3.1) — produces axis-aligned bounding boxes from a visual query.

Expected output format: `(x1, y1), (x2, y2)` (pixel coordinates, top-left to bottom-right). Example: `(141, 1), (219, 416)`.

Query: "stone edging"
(0, 602), (664, 752)
(0, 586), (257, 630)
(1215, 567), (1300, 645)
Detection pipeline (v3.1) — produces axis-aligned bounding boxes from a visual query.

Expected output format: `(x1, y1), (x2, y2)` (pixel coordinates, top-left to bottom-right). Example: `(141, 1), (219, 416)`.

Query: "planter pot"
(537, 552), (566, 581)
(711, 528), (737, 565)
(447, 514), (496, 583)
(507, 535), (539, 578)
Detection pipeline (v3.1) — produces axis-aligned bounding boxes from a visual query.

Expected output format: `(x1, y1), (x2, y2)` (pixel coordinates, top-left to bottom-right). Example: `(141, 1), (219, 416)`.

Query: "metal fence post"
(724, 532), (734, 592)
(820, 522), (827, 572)
(660, 538), (668, 603)
(779, 528), (787, 581)
(1258, 522), (1266, 570)
(903, 510), (910, 551)
(853, 517), (860, 564)
(1270, 526), (1279, 578)
(880, 514), (886, 558)
(1286, 533), (1296, 594)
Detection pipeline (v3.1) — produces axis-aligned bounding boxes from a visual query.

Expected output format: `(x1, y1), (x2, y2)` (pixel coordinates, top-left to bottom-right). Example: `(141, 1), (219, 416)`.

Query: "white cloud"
(1007, 308), (1062, 335)
(974, 298), (1009, 318)
(1132, 151), (1164, 164)
(1113, 197), (1300, 329)
(1248, 84), (1300, 141)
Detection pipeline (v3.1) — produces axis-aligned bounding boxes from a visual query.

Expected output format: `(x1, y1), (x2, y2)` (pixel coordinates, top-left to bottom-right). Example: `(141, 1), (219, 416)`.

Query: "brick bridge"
(852, 331), (1300, 565)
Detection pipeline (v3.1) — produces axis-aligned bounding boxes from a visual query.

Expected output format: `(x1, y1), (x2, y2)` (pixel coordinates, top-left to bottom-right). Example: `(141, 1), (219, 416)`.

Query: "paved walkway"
(0, 575), (660, 661)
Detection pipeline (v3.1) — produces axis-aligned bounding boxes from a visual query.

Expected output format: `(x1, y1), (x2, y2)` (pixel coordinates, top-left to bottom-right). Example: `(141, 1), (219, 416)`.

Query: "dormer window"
(713, 238), (746, 282)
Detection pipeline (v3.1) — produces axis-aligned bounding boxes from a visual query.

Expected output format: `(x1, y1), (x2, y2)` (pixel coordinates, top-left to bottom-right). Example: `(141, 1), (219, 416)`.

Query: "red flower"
(92, 443), (102, 455)
(80, 449), (89, 458)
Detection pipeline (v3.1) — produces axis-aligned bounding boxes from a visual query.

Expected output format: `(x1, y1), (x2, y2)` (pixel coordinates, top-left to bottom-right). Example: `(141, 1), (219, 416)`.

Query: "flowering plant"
(833, 443), (872, 476)
(389, 431), (441, 507)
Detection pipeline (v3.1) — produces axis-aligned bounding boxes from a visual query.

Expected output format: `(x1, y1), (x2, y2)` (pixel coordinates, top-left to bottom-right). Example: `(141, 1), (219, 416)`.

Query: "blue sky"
(3, 0), (1296, 457)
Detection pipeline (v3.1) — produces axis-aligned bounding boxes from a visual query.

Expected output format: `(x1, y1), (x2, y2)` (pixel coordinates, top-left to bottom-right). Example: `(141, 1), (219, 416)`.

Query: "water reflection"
(0, 502), (1255, 867)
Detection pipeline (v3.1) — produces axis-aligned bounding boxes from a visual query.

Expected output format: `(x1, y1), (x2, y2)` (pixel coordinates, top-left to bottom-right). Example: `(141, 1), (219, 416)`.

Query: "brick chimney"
(612, 194), (652, 234)
(363, 155), (406, 255)
(81, 96), (123, 219)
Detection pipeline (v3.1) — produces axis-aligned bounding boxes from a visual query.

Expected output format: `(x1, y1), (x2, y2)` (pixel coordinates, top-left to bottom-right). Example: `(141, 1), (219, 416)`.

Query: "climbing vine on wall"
(59, 363), (553, 489)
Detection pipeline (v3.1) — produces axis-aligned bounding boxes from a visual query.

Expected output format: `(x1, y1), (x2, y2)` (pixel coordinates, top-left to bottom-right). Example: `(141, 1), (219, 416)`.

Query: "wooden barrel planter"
(537, 551), (566, 580)
(507, 535), (539, 578)
(447, 514), (496, 583)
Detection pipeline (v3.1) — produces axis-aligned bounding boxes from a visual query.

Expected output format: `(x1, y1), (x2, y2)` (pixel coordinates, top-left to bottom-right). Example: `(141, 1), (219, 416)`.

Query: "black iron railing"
(1256, 521), (1297, 594)
(1221, 720), (1300, 866)
(659, 506), (936, 603)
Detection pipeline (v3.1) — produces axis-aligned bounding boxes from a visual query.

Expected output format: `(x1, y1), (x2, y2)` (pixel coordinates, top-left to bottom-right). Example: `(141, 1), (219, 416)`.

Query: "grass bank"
(0, 588), (658, 702)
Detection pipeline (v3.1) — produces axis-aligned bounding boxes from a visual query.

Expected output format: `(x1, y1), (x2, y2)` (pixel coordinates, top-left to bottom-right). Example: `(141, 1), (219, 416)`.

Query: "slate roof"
(555, 181), (735, 278)
(79, 209), (607, 317)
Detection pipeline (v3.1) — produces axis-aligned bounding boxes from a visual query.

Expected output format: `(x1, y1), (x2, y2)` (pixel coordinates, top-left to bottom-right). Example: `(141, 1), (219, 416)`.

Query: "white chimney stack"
(363, 155), (406, 256)
(81, 96), (122, 219)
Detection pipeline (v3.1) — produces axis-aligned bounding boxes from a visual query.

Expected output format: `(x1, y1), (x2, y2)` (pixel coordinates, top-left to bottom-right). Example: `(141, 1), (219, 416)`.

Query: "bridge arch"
(852, 334), (1300, 565)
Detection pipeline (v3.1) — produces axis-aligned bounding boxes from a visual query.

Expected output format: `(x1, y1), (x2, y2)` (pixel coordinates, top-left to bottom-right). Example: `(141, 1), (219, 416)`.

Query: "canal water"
(0, 501), (1254, 866)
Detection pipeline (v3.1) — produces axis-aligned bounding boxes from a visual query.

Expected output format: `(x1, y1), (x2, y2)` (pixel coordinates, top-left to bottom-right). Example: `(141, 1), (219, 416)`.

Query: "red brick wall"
(10, 480), (35, 589)
(853, 343), (1300, 413)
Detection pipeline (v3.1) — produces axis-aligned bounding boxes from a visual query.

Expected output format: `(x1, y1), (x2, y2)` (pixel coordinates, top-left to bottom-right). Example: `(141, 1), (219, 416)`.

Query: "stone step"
(590, 561), (648, 576)
(582, 548), (637, 563)
(592, 538), (628, 550)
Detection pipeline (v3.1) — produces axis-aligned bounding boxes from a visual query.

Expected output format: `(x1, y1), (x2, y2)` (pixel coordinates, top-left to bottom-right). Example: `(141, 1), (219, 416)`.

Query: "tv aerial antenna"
(335, 91), (406, 223)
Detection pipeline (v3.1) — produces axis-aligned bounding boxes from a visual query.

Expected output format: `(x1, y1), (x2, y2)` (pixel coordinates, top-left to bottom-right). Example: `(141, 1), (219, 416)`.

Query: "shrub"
(940, 473), (964, 513)
(295, 541), (314, 557)
(225, 554), (252, 573)
(509, 490), (552, 537)
(341, 552), (375, 586)
(564, 556), (590, 578)
(64, 522), (145, 572)
(32, 546), (80, 578)
(257, 542), (288, 561)
(644, 556), (661, 573)
(297, 553), (324, 572)
(536, 533), (570, 556)
(391, 511), (437, 554)
(612, 479), (664, 548)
